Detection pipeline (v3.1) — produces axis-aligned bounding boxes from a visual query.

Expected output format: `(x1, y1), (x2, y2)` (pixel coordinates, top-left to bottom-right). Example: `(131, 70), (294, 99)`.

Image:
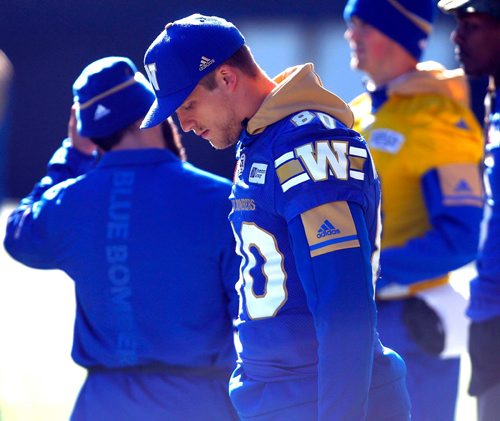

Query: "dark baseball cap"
(141, 14), (245, 129)
(438, 0), (500, 19)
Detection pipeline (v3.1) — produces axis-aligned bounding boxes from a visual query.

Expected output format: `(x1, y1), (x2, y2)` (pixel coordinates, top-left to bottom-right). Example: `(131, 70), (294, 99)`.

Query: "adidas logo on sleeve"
(316, 220), (340, 238)
(454, 179), (472, 193)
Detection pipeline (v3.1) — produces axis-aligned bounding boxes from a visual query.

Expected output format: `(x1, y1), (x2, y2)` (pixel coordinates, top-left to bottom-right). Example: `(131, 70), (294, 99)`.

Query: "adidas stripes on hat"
(141, 14), (245, 129)
(73, 57), (156, 138)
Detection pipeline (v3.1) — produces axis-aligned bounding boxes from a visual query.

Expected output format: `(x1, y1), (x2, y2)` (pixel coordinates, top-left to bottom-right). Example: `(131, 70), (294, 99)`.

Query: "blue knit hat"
(344, 0), (434, 60)
(73, 57), (156, 138)
(141, 14), (245, 128)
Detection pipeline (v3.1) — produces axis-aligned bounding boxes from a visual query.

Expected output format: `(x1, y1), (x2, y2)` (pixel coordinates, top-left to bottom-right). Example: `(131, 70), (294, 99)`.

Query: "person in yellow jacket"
(343, 0), (484, 420)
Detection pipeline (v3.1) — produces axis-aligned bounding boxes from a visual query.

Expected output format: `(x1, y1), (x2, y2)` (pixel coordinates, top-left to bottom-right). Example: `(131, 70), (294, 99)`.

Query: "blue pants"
(231, 363), (410, 420)
(377, 299), (460, 421)
(469, 316), (500, 421)
(238, 398), (410, 421)
(71, 370), (238, 421)
(478, 382), (500, 421)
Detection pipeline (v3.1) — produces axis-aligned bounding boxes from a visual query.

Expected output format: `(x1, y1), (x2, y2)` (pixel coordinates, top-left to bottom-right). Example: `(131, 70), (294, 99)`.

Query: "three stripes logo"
(94, 104), (111, 121)
(455, 119), (469, 130)
(317, 220), (340, 238)
(454, 179), (472, 193)
(199, 56), (215, 71)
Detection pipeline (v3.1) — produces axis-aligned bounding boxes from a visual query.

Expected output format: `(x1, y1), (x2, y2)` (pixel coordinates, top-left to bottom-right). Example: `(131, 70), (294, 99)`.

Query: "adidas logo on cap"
(94, 104), (111, 120)
(199, 56), (215, 71)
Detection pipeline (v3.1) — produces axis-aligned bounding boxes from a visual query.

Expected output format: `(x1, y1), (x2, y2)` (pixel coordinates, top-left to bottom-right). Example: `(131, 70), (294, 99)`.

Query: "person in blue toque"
(4, 56), (240, 421)
(439, 1), (500, 420)
(343, 0), (485, 420)
(141, 13), (411, 420)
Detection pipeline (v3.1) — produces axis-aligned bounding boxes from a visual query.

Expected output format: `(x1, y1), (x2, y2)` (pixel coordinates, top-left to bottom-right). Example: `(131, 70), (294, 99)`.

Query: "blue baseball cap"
(344, 0), (434, 61)
(141, 14), (245, 129)
(73, 57), (155, 138)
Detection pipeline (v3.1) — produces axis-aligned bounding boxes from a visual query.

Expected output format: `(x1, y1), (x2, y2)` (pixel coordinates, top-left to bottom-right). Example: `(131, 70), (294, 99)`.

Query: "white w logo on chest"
(296, 141), (348, 181)
(275, 140), (369, 193)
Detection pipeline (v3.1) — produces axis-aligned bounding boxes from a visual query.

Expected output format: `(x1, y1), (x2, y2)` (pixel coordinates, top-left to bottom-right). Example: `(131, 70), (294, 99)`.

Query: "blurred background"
(0, 0), (486, 420)
(0, 0), (487, 198)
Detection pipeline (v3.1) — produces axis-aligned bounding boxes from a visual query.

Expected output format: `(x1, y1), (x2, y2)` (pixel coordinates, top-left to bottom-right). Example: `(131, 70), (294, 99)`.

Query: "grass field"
(0, 202), (477, 421)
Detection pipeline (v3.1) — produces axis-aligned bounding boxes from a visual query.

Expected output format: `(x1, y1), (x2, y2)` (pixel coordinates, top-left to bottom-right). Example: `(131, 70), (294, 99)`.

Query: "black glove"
(402, 296), (445, 356)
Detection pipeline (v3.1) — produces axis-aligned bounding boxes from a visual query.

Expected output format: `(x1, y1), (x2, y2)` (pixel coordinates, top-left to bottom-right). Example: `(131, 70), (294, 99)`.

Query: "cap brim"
(140, 83), (197, 128)
(437, 0), (466, 13)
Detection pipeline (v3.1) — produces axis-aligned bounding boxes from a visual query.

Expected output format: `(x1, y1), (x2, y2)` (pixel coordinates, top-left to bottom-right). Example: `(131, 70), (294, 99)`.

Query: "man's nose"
(177, 110), (195, 133)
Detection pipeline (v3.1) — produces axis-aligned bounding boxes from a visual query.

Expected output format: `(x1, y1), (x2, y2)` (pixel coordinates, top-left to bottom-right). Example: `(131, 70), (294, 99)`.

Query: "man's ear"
(216, 64), (238, 91)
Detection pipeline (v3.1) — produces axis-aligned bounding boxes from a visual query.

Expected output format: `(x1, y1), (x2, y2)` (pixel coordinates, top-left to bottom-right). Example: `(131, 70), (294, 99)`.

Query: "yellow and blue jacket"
(350, 61), (484, 298)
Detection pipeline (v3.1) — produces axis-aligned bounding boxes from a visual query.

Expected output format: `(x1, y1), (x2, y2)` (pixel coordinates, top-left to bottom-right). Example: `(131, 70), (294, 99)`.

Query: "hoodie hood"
(247, 63), (354, 135)
(386, 61), (470, 107)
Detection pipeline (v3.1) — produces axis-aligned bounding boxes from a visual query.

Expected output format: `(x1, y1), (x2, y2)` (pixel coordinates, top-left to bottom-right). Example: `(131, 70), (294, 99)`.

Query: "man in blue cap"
(4, 56), (239, 420)
(142, 13), (411, 420)
(439, 1), (500, 420)
(343, 0), (485, 420)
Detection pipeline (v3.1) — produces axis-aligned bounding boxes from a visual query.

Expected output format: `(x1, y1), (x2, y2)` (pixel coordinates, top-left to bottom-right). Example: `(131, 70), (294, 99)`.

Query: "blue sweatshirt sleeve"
(27, 138), (97, 201)
(378, 165), (483, 288)
(4, 139), (97, 267)
(288, 201), (376, 420)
